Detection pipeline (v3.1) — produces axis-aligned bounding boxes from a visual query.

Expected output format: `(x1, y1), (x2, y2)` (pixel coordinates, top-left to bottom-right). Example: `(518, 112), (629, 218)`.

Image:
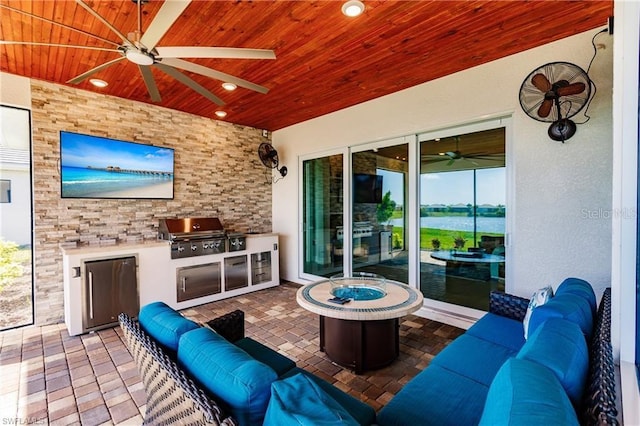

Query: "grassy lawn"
(391, 226), (503, 250)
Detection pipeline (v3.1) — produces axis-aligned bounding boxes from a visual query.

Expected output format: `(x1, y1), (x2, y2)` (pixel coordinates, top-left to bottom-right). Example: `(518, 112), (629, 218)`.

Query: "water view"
(391, 216), (505, 233)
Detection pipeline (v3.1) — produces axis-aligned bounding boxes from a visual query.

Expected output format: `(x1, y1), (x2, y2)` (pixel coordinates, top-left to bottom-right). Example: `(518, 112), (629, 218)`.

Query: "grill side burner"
(159, 218), (239, 259)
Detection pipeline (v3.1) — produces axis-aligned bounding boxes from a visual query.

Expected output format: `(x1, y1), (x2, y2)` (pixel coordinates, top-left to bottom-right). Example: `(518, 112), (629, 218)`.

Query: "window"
(0, 179), (10, 202)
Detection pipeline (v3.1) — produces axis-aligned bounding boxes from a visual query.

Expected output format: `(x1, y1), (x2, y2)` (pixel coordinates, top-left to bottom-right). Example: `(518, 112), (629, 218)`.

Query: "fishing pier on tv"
(87, 166), (173, 177)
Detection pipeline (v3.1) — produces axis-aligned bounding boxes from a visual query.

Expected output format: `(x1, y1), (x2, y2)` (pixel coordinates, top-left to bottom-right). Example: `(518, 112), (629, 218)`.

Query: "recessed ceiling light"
(342, 0), (365, 17)
(89, 78), (108, 88)
(222, 82), (237, 91)
(215, 110), (227, 118)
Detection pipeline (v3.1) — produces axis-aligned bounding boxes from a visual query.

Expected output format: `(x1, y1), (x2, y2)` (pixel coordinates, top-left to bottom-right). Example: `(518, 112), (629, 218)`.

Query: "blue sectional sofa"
(120, 277), (617, 426)
(119, 302), (376, 426)
(377, 278), (618, 425)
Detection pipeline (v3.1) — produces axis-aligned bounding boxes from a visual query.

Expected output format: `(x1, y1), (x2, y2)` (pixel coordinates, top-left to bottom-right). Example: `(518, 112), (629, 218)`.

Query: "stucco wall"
(2, 75), (271, 325)
(272, 29), (613, 302)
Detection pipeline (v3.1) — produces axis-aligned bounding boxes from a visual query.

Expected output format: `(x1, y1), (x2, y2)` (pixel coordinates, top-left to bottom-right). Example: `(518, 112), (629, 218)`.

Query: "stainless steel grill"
(159, 217), (246, 259)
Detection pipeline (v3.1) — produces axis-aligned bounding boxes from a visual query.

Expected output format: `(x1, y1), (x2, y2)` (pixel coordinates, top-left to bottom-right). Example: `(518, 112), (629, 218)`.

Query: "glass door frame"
(298, 147), (350, 282)
(417, 116), (513, 320)
(0, 104), (35, 330)
(350, 136), (418, 287)
(298, 136), (417, 283)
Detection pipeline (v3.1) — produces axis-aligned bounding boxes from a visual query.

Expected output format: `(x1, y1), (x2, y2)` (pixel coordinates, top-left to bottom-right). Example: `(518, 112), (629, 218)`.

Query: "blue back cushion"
(138, 301), (199, 353)
(528, 293), (594, 339)
(178, 327), (277, 426)
(479, 358), (579, 426)
(555, 277), (597, 317)
(466, 313), (526, 351)
(517, 318), (588, 407)
(264, 373), (358, 426)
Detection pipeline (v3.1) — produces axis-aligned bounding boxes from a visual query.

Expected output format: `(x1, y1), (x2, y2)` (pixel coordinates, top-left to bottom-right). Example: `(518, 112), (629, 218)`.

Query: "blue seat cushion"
(528, 293), (594, 339)
(235, 337), (296, 377)
(466, 313), (526, 351)
(479, 358), (579, 426)
(280, 368), (376, 426)
(431, 334), (518, 386)
(178, 327), (277, 426)
(138, 301), (199, 353)
(555, 277), (597, 317)
(516, 318), (588, 407)
(264, 373), (358, 426)
(378, 364), (489, 426)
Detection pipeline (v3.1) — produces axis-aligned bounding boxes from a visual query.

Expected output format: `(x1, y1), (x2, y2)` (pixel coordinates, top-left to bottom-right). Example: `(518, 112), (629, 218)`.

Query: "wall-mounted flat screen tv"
(60, 131), (174, 199)
(353, 173), (383, 203)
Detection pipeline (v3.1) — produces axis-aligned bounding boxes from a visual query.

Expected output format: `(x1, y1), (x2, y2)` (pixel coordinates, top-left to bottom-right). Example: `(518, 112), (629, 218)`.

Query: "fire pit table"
(296, 273), (423, 374)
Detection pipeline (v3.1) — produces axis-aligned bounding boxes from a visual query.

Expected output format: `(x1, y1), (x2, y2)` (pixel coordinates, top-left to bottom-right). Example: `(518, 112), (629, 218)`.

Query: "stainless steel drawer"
(176, 262), (221, 302)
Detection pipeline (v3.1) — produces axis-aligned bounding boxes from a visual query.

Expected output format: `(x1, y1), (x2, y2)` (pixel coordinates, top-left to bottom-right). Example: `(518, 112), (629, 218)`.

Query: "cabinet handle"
(88, 271), (94, 320)
(182, 277), (186, 292)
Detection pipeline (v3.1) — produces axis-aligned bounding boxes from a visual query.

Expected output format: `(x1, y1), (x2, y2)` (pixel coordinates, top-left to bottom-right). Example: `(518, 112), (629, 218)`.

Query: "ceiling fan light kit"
(125, 48), (154, 66)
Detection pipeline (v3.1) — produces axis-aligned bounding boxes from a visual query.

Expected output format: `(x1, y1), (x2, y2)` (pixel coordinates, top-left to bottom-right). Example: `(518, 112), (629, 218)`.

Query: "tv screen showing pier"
(60, 131), (174, 199)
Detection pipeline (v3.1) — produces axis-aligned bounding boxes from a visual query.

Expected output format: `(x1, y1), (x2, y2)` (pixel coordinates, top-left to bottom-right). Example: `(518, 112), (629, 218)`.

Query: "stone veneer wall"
(30, 80), (272, 325)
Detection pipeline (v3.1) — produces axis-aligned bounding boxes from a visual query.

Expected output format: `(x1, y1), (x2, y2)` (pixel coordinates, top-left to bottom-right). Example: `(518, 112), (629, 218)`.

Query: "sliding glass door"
(351, 143), (409, 283)
(299, 120), (510, 316)
(419, 127), (506, 311)
(0, 105), (33, 330)
(301, 152), (345, 278)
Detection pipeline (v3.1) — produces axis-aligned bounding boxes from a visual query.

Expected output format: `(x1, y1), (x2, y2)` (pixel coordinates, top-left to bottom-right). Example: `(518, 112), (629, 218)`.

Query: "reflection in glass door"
(419, 127), (506, 311)
(302, 153), (344, 278)
(0, 105), (33, 330)
(351, 144), (408, 283)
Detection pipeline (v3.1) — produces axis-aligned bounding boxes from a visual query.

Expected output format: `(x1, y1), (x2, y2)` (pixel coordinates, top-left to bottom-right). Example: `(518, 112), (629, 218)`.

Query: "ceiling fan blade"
(155, 46), (276, 60)
(139, 65), (162, 102)
(531, 73), (551, 92)
(556, 82), (586, 97)
(0, 41), (118, 53)
(140, 0), (191, 51)
(75, 0), (132, 47)
(155, 63), (225, 106)
(67, 57), (126, 84)
(537, 99), (553, 118)
(0, 4), (120, 47)
(161, 58), (270, 94)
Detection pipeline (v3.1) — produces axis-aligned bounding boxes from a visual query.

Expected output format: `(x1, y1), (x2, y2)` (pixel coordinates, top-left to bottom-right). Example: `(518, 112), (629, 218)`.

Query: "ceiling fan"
(0, 0), (276, 106)
(422, 137), (504, 166)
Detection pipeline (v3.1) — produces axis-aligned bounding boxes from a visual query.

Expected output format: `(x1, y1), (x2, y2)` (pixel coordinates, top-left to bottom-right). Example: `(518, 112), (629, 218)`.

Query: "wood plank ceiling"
(1, 0), (612, 131)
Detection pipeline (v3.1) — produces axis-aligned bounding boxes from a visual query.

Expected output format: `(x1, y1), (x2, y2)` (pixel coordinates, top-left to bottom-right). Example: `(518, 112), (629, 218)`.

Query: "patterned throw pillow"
(523, 285), (554, 339)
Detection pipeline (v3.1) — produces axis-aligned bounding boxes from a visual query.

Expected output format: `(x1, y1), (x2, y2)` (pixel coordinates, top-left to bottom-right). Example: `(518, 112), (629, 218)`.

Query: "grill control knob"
(177, 246), (185, 253)
(191, 245), (198, 251)
(203, 243), (209, 249)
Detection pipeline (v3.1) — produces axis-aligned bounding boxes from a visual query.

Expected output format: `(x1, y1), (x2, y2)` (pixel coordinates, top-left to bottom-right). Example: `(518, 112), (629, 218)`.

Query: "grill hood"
(158, 217), (225, 241)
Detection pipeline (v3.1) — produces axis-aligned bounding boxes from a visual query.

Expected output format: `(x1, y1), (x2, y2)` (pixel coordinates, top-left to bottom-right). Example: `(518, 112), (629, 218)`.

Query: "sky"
(378, 167), (506, 206)
(60, 131), (174, 172)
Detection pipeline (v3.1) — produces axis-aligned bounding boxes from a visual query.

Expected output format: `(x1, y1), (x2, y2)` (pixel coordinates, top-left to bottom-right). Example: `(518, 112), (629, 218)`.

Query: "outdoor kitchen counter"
(62, 234), (279, 336)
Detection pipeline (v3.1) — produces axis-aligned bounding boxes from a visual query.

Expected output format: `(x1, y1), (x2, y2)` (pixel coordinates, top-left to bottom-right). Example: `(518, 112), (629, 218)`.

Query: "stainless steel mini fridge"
(82, 256), (139, 333)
